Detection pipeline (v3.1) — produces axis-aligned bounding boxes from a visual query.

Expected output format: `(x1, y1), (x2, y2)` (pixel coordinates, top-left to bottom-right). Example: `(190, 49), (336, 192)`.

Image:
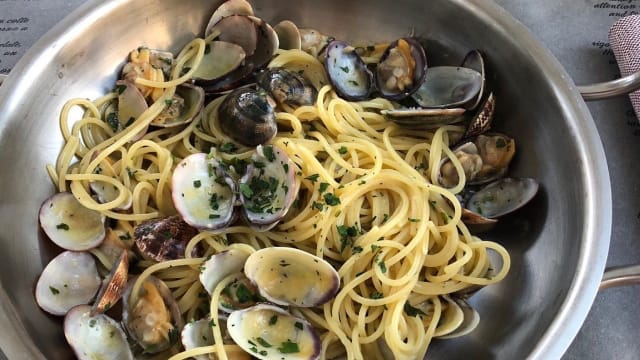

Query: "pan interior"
(0, 0), (611, 359)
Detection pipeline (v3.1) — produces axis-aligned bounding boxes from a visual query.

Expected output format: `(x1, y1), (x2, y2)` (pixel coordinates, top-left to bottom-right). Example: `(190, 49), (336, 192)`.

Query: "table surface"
(2, 0), (640, 358)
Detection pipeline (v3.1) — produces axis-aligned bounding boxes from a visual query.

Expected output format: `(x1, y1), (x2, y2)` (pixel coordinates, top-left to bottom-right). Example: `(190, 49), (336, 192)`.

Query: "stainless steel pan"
(0, 0), (631, 358)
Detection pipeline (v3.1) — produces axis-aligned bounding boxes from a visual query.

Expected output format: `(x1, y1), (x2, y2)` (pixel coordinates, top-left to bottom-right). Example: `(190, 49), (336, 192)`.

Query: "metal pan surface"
(0, 0), (612, 358)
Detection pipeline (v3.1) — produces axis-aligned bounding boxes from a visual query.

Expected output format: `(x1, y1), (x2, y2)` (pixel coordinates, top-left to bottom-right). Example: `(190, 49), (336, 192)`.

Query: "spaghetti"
(48, 31), (509, 360)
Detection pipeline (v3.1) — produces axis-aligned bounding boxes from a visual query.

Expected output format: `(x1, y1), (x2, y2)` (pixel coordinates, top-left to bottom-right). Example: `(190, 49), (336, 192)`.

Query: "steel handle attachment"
(579, 71), (640, 101)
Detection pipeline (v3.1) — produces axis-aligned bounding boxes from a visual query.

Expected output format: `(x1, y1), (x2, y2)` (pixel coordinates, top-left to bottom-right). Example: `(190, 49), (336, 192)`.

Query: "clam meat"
(244, 247), (340, 307)
(122, 276), (183, 354)
(227, 303), (321, 360)
(151, 83), (205, 127)
(375, 37), (427, 100)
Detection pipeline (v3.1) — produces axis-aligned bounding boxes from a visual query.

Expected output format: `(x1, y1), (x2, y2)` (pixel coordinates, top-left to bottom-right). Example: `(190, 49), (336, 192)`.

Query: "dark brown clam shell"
(217, 86), (277, 146)
(133, 215), (200, 262)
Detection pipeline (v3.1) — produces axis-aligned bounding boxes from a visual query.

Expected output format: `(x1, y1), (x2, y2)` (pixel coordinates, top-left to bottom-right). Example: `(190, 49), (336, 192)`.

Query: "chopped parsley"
(319, 182), (330, 194)
(378, 261), (387, 273)
(165, 99), (173, 107)
(408, 218), (420, 223)
(115, 84), (126, 94)
(106, 112), (119, 132)
(49, 286), (60, 295)
(219, 142), (238, 153)
(263, 146), (276, 162)
(352, 246), (363, 254)
(235, 284), (253, 303)
(269, 315), (278, 325)
(119, 233), (132, 241)
(204, 43), (211, 54)
(209, 193), (220, 210)
(294, 322), (304, 330)
(56, 223), (69, 231)
(277, 340), (300, 354)
(239, 183), (254, 198)
(338, 146), (348, 154)
(89, 319), (97, 327)
(404, 303), (426, 317)
(323, 193), (340, 206)
(370, 292), (384, 299)
(339, 65), (350, 73)
(193, 180), (202, 188)
(305, 174), (320, 182)
(337, 225), (358, 252)
(256, 337), (272, 348)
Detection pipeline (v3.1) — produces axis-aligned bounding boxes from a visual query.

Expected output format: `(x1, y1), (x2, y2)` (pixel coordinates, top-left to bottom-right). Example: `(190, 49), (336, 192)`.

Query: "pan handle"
(579, 70), (640, 101)
(599, 265), (640, 290)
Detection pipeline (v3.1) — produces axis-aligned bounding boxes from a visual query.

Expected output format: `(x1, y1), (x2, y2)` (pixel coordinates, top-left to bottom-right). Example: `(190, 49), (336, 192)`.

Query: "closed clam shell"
(64, 305), (133, 360)
(35, 251), (101, 316)
(244, 247), (340, 307)
(226, 303), (321, 360)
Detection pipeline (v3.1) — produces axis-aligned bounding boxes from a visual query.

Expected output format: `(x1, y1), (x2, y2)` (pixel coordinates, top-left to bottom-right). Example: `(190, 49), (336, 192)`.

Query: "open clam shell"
(411, 66), (482, 109)
(171, 153), (237, 229)
(39, 192), (106, 251)
(89, 158), (133, 211)
(375, 37), (427, 100)
(274, 20), (302, 50)
(199, 246), (252, 295)
(122, 276), (183, 354)
(91, 250), (128, 314)
(192, 41), (246, 86)
(460, 50), (486, 110)
(239, 145), (298, 230)
(466, 177), (539, 219)
(325, 40), (373, 101)
(461, 92), (496, 141)
(209, 15), (258, 56)
(35, 251), (101, 316)
(116, 80), (149, 138)
(244, 247), (340, 307)
(219, 275), (261, 312)
(151, 83), (205, 128)
(64, 305), (133, 360)
(382, 107), (466, 129)
(226, 303), (321, 360)
(435, 297), (480, 339)
(205, 0), (254, 36)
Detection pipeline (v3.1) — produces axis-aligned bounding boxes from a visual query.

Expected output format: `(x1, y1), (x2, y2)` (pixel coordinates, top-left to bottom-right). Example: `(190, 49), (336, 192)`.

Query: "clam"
(205, 0), (254, 36)
(300, 28), (333, 58)
(438, 133), (515, 187)
(466, 177), (539, 219)
(226, 303), (321, 360)
(151, 83), (205, 127)
(436, 297), (480, 339)
(325, 40), (373, 101)
(171, 153), (237, 229)
(469, 133), (516, 185)
(375, 37), (427, 100)
(133, 215), (201, 261)
(218, 86), (277, 147)
(35, 251), (101, 316)
(411, 66), (482, 109)
(182, 317), (252, 360)
(64, 305), (133, 360)
(438, 142), (483, 188)
(244, 247), (340, 307)
(274, 20), (302, 50)
(219, 275), (261, 312)
(148, 49), (175, 77)
(461, 92), (496, 141)
(116, 80), (149, 133)
(239, 145), (298, 230)
(199, 246), (252, 295)
(39, 192), (106, 251)
(191, 41), (246, 88)
(91, 250), (129, 314)
(257, 67), (317, 106)
(460, 207), (499, 234)
(460, 50), (486, 110)
(122, 276), (183, 354)
(209, 15), (258, 56)
(381, 107), (466, 129)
